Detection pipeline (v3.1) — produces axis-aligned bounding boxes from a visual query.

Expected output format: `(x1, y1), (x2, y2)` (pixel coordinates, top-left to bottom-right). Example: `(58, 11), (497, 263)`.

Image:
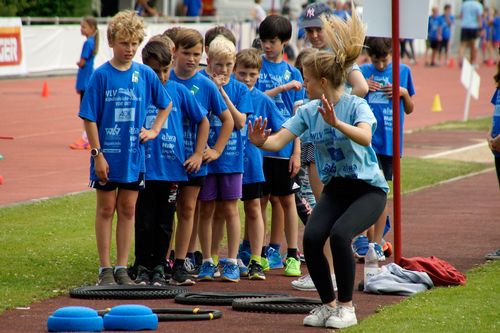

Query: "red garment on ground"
(399, 256), (467, 286)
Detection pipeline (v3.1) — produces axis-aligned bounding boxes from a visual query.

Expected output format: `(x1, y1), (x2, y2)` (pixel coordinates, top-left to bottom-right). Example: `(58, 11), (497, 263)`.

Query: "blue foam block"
(47, 306), (103, 332)
(103, 304), (158, 331)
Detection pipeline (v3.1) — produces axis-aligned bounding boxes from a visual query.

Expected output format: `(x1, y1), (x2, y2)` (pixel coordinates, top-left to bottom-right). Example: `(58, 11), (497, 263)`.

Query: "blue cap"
(301, 2), (333, 29)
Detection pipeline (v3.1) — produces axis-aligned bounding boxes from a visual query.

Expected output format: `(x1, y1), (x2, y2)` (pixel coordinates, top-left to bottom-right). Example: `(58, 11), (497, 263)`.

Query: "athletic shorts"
(429, 39), (440, 50)
(461, 28), (481, 42)
(178, 176), (206, 188)
(262, 157), (300, 196)
(377, 154), (393, 181)
(439, 39), (449, 52)
(89, 173), (145, 191)
(198, 173), (242, 201)
(242, 182), (265, 201)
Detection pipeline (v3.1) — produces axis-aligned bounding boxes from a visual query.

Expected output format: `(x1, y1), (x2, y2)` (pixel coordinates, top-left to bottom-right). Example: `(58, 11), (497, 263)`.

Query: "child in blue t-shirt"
(488, 62), (500, 186)
(358, 37), (415, 261)
(439, 4), (455, 66)
(233, 48), (285, 280)
(248, 12), (387, 329)
(196, 35), (253, 283)
(78, 10), (172, 286)
(168, 28), (233, 280)
(70, 16), (99, 150)
(427, 6), (443, 67)
(133, 37), (209, 287)
(255, 14), (305, 277)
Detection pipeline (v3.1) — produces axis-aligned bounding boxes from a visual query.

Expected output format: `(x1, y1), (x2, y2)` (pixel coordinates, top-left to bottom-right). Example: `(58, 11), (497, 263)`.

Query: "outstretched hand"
(318, 94), (338, 128)
(248, 117), (271, 148)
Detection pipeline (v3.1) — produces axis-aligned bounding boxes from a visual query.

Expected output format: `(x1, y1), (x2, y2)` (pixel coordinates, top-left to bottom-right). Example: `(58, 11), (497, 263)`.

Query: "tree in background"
(0, 0), (91, 17)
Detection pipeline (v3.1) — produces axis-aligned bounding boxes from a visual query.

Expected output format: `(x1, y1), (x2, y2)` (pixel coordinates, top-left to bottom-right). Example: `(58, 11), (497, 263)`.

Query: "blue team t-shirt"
(492, 16), (500, 42)
(75, 36), (96, 92)
(199, 70), (253, 174)
(144, 80), (206, 181)
(428, 15), (443, 41)
(169, 70), (227, 177)
(360, 62), (415, 157)
(183, 0), (201, 16)
(79, 61), (171, 183)
(490, 89), (500, 157)
(242, 88), (285, 184)
(256, 56), (305, 158)
(441, 14), (455, 40)
(284, 96), (389, 192)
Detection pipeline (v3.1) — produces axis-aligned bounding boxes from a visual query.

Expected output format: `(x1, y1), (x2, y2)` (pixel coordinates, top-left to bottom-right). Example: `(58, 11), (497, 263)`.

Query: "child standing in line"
(78, 10), (172, 286)
(355, 37), (415, 261)
(249, 11), (387, 329)
(168, 28), (234, 279)
(70, 16), (99, 150)
(234, 48), (285, 279)
(439, 4), (455, 67)
(196, 36), (253, 282)
(488, 60), (500, 186)
(255, 14), (305, 277)
(133, 38), (209, 286)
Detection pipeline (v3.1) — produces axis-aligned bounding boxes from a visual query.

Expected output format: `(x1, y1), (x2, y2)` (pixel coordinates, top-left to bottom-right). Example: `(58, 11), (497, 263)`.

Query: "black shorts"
(429, 39), (441, 50)
(262, 157), (300, 196)
(178, 176), (206, 188)
(439, 39), (449, 52)
(90, 173), (145, 191)
(242, 182), (265, 201)
(377, 154), (393, 181)
(461, 28), (481, 42)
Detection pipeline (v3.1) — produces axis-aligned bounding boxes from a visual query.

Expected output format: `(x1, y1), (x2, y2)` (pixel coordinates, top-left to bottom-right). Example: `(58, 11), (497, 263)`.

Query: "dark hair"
(365, 37), (392, 58)
(258, 15), (292, 42)
(142, 40), (172, 66)
(205, 26), (236, 48)
(174, 28), (203, 50)
(162, 26), (184, 44)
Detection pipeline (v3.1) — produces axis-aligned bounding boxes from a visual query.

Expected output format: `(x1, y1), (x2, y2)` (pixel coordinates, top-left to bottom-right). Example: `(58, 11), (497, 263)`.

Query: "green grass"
(423, 116), (491, 132)
(345, 260), (500, 333)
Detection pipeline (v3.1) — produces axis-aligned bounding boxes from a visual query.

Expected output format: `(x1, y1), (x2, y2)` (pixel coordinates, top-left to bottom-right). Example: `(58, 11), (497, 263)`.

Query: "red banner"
(0, 27), (22, 66)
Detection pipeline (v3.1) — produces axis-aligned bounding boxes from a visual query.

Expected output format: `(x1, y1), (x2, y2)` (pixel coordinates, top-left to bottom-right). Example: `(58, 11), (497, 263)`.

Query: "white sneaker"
(292, 274), (338, 291)
(303, 304), (338, 327)
(325, 305), (357, 329)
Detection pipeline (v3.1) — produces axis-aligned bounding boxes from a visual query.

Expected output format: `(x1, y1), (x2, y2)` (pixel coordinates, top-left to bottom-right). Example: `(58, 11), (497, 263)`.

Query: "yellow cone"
(432, 94), (442, 112)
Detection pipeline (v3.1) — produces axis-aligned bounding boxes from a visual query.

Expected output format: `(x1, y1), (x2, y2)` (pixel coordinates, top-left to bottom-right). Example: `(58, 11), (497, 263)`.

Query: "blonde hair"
(302, 2), (366, 88)
(82, 16), (99, 56)
(208, 35), (236, 61)
(107, 10), (145, 44)
(235, 48), (262, 70)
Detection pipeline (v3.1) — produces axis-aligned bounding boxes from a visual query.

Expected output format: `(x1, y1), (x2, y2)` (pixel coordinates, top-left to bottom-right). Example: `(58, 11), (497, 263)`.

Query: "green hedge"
(0, 0), (91, 17)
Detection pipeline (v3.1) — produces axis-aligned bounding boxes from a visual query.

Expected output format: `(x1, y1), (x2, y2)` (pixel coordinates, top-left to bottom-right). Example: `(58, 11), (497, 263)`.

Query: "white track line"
(423, 142), (488, 159)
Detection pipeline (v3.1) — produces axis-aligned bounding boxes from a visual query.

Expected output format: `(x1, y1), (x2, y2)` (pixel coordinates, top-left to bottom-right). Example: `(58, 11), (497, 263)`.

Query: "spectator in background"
(458, 0), (483, 67)
(426, 6), (443, 67)
(184, 0), (202, 17)
(135, 0), (159, 17)
(333, 0), (347, 20)
(251, 0), (266, 33)
(439, 4), (455, 67)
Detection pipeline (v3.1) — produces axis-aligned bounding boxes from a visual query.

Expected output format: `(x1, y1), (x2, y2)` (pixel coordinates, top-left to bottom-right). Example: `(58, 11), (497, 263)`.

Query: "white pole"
(463, 65), (473, 121)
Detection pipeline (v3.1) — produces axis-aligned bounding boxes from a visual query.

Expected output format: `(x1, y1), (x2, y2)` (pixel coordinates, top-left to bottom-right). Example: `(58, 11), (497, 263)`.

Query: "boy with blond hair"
(79, 10), (172, 286)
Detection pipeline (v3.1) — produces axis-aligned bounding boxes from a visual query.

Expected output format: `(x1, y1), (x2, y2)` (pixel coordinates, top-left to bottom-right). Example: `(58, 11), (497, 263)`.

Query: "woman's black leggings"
(303, 177), (387, 304)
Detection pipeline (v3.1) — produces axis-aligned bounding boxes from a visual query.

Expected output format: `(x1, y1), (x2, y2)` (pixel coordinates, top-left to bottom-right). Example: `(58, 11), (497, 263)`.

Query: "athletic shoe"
(266, 247), (284, 269)
(237, 258), (249, 277)
(134, 265), (151, 285)
(170, 264), (196, 286)
(352, 235), (369, 259)
(291, 273), (337, 291)
(96, 268), (116, 286)
(284, 257), (301, 277)
(221, 262), (240, 282)
(381, 239), (393, 258)
(69, 137), (90, 150)
(325, 305), (357, 329)
(248, 260), (266, 280)
(184, 257), (201, 277)
(485, 249), (500, 260)
(303, 304), (338, 327)
(197, 262), (217, 281)
(373, 243), (386, 262)
(114, 268), (135, 285)
(261, 256), (270, 272)
(151, 265), (167, 286)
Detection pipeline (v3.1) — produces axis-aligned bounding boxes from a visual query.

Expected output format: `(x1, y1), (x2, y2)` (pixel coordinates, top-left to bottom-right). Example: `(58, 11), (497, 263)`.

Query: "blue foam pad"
(103, 304), (158, 331)
(47, 306), (103, 332)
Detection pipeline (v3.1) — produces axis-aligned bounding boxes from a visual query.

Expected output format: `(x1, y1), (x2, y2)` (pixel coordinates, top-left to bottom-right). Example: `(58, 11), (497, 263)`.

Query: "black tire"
(97, 307), (222, 321)
(232, 296), (322, 314)
(70, 285), (189, 299)
(174, 292), (290, 306)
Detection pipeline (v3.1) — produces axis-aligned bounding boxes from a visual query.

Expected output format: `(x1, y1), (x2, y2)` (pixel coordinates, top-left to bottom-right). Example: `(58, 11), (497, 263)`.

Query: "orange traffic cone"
(41, 81), (49, 97)
(432, 94), (442, 112)
(448, 57), (455, 69)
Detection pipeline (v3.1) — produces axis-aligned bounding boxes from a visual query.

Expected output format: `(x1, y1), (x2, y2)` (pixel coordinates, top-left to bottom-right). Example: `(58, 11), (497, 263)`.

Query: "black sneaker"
(170, 264), (196, 286)
(151, 265), (167, 286)
(134, 265), (151, 285)
(248, 260), (266, 280)
(114, 267), (135, 285)
(97, 268), (116, 286)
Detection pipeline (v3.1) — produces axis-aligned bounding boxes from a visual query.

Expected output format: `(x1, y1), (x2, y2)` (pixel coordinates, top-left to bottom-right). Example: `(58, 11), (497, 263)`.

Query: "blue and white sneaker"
(197, 262), (217, 281)
(373, 242), (386, 262)
(266, 247), (284, 269)
(237, 259), (249, 277)
(352, 235), (369, 260)
(221, 262), (240, 282)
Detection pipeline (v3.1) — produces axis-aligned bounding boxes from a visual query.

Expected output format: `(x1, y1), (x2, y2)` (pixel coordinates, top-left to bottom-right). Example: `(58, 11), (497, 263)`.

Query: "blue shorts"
(198, 173), (242, 201)
(89, 173), (145, 191)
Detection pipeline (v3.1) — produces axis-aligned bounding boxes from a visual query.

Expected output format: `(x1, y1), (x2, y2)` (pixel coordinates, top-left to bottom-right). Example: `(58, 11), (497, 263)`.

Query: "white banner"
(0, 17), (27, 76)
